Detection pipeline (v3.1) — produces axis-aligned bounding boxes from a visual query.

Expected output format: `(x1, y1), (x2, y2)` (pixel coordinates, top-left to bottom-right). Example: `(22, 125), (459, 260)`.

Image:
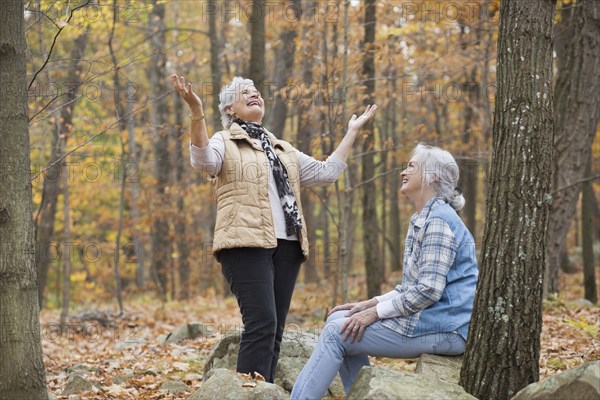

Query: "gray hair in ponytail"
(411, 143), (465, 210)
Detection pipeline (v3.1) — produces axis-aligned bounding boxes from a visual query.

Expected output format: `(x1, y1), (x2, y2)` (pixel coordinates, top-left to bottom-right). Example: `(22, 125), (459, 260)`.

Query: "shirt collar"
(410, 195), (446, 229)
(229, 122), (283, 150)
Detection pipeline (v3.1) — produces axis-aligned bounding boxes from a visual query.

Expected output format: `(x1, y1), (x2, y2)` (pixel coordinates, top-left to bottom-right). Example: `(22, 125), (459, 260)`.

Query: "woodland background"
(6, 0), (600, 398)
(28, 0), (598, 307)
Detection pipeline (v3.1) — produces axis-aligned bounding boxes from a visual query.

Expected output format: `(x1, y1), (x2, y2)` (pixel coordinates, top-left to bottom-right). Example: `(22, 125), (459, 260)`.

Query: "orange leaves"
(42, 281), (598, 398)
(239, 371), (266, 387)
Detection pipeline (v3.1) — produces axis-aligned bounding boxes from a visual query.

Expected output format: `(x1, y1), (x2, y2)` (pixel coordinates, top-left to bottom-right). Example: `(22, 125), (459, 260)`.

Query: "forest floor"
(42, 272), (599, 399)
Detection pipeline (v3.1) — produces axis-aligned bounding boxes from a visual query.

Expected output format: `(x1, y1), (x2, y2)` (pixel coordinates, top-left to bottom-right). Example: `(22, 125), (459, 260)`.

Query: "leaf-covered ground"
(42, 272), (599, 399)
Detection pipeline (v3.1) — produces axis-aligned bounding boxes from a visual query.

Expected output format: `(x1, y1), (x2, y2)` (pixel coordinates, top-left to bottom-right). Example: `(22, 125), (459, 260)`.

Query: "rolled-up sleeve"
(189, 133), (225, 177)
(296, 151), (347, 187)
(377, 218), (457, 319)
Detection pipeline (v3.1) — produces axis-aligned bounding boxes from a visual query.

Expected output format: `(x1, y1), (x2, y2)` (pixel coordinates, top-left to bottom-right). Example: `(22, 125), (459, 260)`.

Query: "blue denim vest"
(410, 203), (478, 341)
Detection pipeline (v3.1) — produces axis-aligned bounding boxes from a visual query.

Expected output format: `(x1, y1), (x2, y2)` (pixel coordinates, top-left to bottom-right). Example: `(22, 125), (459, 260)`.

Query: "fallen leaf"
(172, 362), (189, 371)
(183, 373), (203, 382)
(102, 384), (127, 396)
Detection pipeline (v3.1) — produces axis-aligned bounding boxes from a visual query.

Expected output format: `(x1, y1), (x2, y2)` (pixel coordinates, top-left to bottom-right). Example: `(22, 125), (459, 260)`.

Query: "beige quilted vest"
(210, 123), (309, 261)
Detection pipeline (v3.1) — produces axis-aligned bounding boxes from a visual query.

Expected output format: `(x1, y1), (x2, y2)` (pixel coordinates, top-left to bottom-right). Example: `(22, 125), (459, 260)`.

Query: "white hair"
(411, 143), (465, 210)
(218, 76), (255, 129)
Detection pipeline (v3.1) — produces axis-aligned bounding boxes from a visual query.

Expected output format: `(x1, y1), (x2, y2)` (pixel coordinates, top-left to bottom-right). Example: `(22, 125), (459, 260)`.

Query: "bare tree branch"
(351, 167), (403, 191)
(308, 187), (340, 230)
(28, 0), (93, 91)
(30, 88), (174, 182)
(552, 174), (600, 194)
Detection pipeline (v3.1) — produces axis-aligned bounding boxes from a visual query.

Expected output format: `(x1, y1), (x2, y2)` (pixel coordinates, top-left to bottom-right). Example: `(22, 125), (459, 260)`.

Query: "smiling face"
(226, 83), (265, 124)
(400, 155), (439, 210)
(400, 157), (424, 201)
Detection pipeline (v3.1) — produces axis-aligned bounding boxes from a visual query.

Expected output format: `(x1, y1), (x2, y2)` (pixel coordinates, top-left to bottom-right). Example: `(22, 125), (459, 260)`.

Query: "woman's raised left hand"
(347, 104), (378, 133)
(339, 306), (379, 343)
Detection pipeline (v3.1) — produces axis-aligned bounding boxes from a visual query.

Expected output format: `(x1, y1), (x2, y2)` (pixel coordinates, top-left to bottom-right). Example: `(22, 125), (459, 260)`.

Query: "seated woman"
(291, 143), (479, 399)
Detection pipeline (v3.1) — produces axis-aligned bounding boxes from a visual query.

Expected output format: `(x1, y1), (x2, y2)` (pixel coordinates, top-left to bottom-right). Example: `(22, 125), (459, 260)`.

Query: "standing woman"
(171, 74), (377, 382)
(291, 144), (479, 399)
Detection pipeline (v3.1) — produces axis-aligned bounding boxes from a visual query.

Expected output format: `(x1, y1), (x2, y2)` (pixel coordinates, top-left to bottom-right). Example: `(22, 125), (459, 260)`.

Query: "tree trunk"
(147, 0), (171, 300)
(480, 0), (495, 145)
(545, 0), (600, 296)
(560, 247), (576, 273)
(248, 0), (265, 94)
(389, 72), (402, 272)
(59, 144), (72, 332)
(582, 157), (597, 304)
(331, 0), (351, 305)
(126, 82), (145, 289)
(379, 73), (389, 275)
(35, 29), (89, 308)
(459, 1), (555, 399)
(174, 92), (191, 299)
(457, 157), (478, 239)
(113, 138), (126, 314)
(296, 3), (318, 283)
(265, 0), (300, 133)
(208, 0), (223, 132)
(361, 0), (382, 298)
(0, 0), (48, 398)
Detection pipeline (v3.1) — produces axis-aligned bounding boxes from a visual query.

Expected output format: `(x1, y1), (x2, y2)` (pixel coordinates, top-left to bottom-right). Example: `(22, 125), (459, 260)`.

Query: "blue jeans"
(291, 311), (466, 400)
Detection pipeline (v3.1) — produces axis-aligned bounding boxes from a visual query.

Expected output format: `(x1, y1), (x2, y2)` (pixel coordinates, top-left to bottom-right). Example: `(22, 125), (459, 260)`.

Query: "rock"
(61, 373), (97, 396)
(160, 380), (189, 394)
(573, 299), (595, 308)
(203, 331), (241, 379)
(415, 354), (464, 384)
(156, 334), (168, 343)
(203, 330), (344, 398)
(115, 337), (147, 349)
(347, 367), (476, 400)
(113, 373), (135, 384)
(138, 368), (159, 376)
(162, 322), (212, 344)
(187, 368), (289, 400)
(274, 330), (344, 398)
(64, 363), (98, 374)
(511, 361), (600, 400)
(47, 391), (57, 400)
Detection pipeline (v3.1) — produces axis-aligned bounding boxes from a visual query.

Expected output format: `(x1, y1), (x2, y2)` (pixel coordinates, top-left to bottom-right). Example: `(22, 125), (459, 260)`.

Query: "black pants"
(219, 239), (303, 383)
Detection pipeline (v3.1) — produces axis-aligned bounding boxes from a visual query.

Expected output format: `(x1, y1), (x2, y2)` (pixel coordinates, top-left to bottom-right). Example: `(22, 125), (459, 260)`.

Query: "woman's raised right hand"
(171, 74), (202, 111)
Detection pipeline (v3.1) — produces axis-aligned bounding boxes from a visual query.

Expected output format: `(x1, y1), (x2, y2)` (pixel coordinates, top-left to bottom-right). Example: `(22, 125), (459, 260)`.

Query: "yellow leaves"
(565, 317), (600, 338)
(71, 271), (88, 282)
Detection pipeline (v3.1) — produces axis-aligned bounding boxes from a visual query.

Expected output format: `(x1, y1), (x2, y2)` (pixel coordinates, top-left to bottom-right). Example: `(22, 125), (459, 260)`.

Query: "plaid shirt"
(376, 196), (459, 336)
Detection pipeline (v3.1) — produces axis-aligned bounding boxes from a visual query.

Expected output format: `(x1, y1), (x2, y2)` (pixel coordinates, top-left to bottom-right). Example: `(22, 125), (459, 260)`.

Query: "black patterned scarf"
(235, 119), (302, 236)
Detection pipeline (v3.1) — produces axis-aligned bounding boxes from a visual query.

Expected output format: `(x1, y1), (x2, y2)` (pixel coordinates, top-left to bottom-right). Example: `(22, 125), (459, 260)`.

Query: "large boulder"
(202, 330), (344, 397)
(415, 354), (464, 384)
(511, 361), (600, 400)
(347, 367), (476, 400)
(187, 368), (289, 400)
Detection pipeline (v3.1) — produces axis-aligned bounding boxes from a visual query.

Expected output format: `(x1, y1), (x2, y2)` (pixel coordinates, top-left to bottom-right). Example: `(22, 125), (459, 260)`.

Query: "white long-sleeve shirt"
(190, 133), (347, 241)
